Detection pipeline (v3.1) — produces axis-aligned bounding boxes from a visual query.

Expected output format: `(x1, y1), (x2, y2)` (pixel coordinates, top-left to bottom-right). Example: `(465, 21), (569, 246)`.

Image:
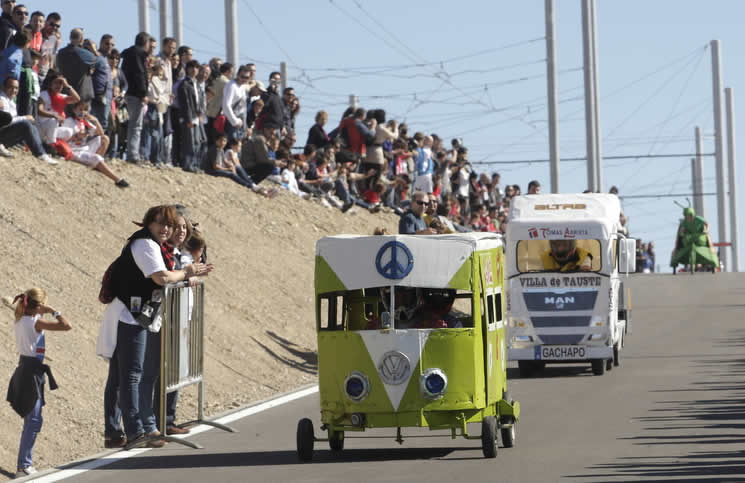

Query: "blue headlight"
(425, 373), (446, 394)
(420, 368), (448, 399)
(343, 372), (370, 402)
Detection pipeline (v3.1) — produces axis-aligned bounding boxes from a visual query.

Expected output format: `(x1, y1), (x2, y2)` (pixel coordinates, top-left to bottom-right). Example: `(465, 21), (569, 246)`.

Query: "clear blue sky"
(34, 0), (745, 271)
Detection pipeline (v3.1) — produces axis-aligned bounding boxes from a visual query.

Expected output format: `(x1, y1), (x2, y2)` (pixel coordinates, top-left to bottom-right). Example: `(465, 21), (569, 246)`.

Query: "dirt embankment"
(0, 152), (398, 478)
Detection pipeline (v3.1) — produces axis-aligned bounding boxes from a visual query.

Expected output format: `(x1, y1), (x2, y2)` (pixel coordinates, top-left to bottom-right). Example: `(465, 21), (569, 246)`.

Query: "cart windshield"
(516, 239), (602, 273)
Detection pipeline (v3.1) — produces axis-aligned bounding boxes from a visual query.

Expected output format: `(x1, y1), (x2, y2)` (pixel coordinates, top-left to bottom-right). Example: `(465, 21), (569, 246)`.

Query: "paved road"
(63, 274), (745, 482)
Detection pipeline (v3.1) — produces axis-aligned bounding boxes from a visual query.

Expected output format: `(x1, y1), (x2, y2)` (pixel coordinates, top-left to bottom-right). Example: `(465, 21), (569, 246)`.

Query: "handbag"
(213, 114), (226, 133)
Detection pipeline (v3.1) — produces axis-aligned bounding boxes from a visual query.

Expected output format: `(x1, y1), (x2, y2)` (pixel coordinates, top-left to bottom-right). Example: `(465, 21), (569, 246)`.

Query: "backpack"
(98, 256), (120, 304)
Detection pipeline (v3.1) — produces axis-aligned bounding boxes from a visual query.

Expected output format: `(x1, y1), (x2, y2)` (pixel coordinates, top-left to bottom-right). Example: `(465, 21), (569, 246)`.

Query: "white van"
(505, 194), (635, 376)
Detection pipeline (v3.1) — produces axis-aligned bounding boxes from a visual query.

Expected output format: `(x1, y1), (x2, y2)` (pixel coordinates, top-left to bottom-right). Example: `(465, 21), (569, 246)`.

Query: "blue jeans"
(141, 123), (162, 164)
(116, 322), (147, 439)
(0, 119), (45, 156)
(335, 179), (371, 209)
(142, 331), (179, 431)
(17, 395), (42, 470)
(125, 95), (145, 162)
(91, 96), (111, 131)
(104, 351), (123, 439)
(224, 121), (245, 143)
(210, 167), (256, 189)
(181, 123), (201, 171)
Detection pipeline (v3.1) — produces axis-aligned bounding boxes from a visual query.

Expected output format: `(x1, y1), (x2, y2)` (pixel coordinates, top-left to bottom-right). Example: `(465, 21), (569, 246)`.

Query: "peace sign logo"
(375, 241), (414, 280)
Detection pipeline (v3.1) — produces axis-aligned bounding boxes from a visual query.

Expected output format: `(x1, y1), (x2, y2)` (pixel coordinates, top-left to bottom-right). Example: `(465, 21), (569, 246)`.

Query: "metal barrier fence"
(158, 281), (236, 449)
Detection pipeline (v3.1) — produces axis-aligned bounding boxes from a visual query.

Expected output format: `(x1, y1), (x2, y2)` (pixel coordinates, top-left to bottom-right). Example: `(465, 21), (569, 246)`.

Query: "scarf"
(160, 242), (175, 270)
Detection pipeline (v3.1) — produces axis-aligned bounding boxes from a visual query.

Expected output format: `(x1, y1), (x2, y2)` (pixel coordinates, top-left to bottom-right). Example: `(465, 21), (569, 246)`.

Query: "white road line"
(31, 385), (319, 482)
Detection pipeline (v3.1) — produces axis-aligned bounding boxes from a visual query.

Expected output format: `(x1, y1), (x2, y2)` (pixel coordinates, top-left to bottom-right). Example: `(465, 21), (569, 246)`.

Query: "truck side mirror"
(618, 238), (637, 274)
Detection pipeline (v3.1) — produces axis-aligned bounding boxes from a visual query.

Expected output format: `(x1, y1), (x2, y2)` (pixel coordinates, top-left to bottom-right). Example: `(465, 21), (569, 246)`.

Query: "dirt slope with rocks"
(0, 151), (398, 478)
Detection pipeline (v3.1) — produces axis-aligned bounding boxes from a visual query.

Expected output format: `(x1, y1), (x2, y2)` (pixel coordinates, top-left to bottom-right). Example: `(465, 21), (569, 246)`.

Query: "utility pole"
(711, 40), (728, 271)
(280, 62), (287, 93)
(159, 0), (169, 41)
(725, 87), (739, 272)
(693, 126), (705, 218)
(225, 0), (238, 66)
(138, 0), (150, 33)
(590, 0), (603, 192)
(545, 0), (560, 193)
(172, 0), (183, 46)
(581, 0), (597, 192)
(349, 95), (358, 109)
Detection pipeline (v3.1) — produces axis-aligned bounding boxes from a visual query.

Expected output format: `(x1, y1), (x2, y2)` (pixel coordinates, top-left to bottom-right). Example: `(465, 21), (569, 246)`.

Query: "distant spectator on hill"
(221, 63), (249, 142)
(141, 58), (167, 165)
(0, 77), (53, 163)
(413, 135), (434, 194)
(55, 28), (95, 100)
(37, 72), (80, 145)
(205, 62), (231, 143)
(0, 30), (28, 82)
(38, 12), (61, 80)
(336, 163), (376, 213)
(306, 109), (329, 149)
(120, 32), (150, 163)
(98, 34), (114, 57)
(364, 109), (397, 183)
(27, 10), (43, 51)
(0, 0), (17, 49)
(337, 107), (374, 165)
(83, 38), (112, 131)
(527, 180), (541, 194)
(256, 71), (284, 136)
(281, 86), (294, 132)
(207, 133), (258, 190)
(177, 59), (204, 173)
(399, 191), (437, 235)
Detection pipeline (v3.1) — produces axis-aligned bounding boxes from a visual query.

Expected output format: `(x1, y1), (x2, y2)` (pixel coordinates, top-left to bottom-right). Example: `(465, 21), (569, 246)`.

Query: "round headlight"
(344, 371), (370, 402)
(420, 368), (448, 399)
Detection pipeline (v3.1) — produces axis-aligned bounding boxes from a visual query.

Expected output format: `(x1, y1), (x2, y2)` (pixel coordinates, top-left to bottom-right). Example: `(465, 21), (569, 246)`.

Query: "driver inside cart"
(541, 239), (592, 272)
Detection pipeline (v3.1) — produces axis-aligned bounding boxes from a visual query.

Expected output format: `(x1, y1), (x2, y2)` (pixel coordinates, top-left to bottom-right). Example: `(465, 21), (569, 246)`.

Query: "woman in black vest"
(102, 205), (212, 448)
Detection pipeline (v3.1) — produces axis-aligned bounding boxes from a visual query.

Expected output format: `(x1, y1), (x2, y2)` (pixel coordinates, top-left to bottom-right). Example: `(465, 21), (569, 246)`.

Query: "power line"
(620, 192), (716, 200)
(470, 152), (715, 166)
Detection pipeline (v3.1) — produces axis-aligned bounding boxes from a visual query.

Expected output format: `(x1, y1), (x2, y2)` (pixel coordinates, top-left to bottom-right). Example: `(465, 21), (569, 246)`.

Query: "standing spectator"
(337, 107), (375, 165)
(256, 71), (283, 136)
(143, 58), (169, 165)
(173, 45), (192, 81)
(177, 60), (204, 173)
(107, 49), (127, 157)
(96, 205), (212, 450)
(205, 62), (232, 144)
(38, 12), (61, 81)
(0, 30), (28, 82)
(647, 241), (656, 272)
(84, 39), (112, 131)
(413, 135), (434, 194)
(55, 28), (94, 100)
(363, 109), (397, 183)
(280, 86), (294, 132)
(306, 110), (329, 149)
(0, 0), (16, 50)
(399, 191), (437, 235)
(221, 63), (249, 142)
(16, 47), (40, 117)
(98, 34), (114, 57)
(120, 32), (150, 163)
(156, 37), (175, 164)
(27, 10), (42, 51)
(527, 180), (541, 194)
(9, 3), (24, 32)
(0, 77), (57, 164)
(9, 288), (71, 478)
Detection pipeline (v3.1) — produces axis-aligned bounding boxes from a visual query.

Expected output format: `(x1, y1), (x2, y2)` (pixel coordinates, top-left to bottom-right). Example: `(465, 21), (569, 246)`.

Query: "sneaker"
(115, 179), (130, 188)
(0, 144), (13, 157)
(39, 154), (58, 165)
(166, 425), (190, 435)
(15, 466), (37, 477)
(341, 202), (353, 213)
(104, 435), (127, 448)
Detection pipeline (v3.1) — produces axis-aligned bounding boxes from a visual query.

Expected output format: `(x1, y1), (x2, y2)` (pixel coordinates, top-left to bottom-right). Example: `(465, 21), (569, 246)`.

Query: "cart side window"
(516, 239), (602, 273)
(612, 239), (618, 270)
(494, 293), (503, 321)
(319, 293), (346, 331)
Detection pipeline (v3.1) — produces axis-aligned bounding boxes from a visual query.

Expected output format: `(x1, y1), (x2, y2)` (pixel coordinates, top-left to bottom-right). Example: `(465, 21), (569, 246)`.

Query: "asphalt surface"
(59, 273), (745, 483)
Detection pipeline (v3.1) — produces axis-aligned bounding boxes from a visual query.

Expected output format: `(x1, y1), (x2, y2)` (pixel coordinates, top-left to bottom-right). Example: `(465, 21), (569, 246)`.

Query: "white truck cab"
(505, 193), (635, 376)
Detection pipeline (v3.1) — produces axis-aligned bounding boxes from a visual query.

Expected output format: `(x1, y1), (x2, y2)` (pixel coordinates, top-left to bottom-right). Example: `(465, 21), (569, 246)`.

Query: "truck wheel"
(605, 358), (613, 371)
(296, 418), (314, 462)
(500, 418), (516, 448)
(591, 359), (606, 376)
(481, 416), (498, 458)
(518, 361), (533, 378)
(613, 343), (620, 367)
(329, 429), (344, 451)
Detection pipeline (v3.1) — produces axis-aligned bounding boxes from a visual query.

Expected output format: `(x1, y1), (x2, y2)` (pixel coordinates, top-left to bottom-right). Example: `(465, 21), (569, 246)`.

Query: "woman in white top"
(10, 287), (71, 477)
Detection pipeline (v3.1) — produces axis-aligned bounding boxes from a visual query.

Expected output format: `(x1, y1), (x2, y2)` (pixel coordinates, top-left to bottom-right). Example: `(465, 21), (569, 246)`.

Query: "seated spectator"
(399, 191), (437, 235)
(246, 97), (262, 129)
(280, 156), (308, 199)
(0, 30), (28, 82)
(207, 134), (274, 196)
(239, 130), (277, 184)
(0, 77), (55, 163)
(335, 163), (377, 213)
(306, 110), (329, 149)
(423, 197), (455, 234)
(60, 99), (128, 187)
(37, 72), (79, 145)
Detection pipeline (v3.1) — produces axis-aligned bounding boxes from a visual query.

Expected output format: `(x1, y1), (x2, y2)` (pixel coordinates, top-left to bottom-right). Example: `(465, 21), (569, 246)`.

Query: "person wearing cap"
(541, 240), (592, 272)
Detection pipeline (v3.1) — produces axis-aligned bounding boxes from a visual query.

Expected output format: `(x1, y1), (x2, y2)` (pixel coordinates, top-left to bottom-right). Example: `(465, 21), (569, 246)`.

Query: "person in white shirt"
(221, 64), (250, 142)
(0, 77), (56, 163)
(10, 287), (71, 478)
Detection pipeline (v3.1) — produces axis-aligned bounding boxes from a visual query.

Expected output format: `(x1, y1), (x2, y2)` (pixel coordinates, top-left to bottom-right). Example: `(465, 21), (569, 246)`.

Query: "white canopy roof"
(316, 233), (502, 290)
(507, 193), (621, 240)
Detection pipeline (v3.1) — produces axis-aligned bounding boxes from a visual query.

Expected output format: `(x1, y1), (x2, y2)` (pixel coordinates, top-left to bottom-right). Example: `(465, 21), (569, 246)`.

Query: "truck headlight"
(420, 368), (448, 399)
(344, 371), (370, 402)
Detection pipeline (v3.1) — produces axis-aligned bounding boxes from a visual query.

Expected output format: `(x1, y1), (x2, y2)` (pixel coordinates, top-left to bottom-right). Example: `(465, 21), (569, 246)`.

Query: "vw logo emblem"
(375, 241), (414, 280)
(378, 351), (411, 385)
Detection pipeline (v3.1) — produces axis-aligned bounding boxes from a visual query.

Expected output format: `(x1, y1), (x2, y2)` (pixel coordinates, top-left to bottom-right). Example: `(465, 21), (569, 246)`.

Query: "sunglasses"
(49, 22), (60, 29)
(414, 200), (427, 206)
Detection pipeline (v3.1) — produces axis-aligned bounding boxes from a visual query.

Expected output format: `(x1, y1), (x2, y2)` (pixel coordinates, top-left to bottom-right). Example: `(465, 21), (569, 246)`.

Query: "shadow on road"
(84, 447), (481, 470)
(507, 365), (593, 380)
(567, 327), (745, 481)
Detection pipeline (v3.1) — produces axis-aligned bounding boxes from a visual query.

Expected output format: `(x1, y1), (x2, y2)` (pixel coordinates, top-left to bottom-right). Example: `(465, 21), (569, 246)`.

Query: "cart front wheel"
(329, 429), (344, 451)
(481, 416), (498, 458)
(500, 418), (516, 448)
(296, 418), (315, 462)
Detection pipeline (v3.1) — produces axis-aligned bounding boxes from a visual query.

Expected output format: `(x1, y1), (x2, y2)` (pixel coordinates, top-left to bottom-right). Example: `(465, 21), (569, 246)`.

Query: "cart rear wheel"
(481, 416), (498, 458)
(329, 430), (344, 451)
(613, 343), (620, 367)
(296, 418), (314, 462)
(500, 418), (516, 448)
(591, 359), (606, 375)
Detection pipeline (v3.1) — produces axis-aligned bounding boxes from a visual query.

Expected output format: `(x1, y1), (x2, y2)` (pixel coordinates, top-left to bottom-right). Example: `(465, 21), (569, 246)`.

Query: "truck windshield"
(516, 239), (602, 273)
